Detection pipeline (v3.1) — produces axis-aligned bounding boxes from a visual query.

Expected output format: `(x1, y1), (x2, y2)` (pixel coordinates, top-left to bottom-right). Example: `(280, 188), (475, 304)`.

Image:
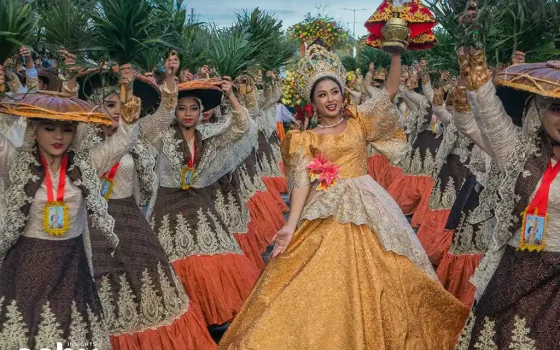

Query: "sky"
(185, 0), (384, 38)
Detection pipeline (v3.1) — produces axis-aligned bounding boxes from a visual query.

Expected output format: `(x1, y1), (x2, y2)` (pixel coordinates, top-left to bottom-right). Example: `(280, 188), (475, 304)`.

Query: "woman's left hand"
(271, 224), (296, 258)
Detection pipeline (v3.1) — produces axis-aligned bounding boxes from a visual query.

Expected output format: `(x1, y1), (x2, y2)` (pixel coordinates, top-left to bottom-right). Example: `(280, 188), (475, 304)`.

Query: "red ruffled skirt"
(415, 209), (451, 266)
(367, 154), (402, 189)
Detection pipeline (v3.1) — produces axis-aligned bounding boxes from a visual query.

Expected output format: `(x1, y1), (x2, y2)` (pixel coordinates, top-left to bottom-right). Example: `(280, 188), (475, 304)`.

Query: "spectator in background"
(276, 99), (301, 140)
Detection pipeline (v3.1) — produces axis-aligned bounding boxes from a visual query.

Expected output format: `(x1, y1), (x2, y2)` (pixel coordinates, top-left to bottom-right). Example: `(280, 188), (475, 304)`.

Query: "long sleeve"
(239, 88), (260, 118)
(213, 105), (251, 146)
(433, 105), (452, 126)
(467, 80), (518, 170)
(139, 84), (177, 149)
(0, 133), (16, 179)
(89, 120), (139, 174)
(422, 79), (435, 103)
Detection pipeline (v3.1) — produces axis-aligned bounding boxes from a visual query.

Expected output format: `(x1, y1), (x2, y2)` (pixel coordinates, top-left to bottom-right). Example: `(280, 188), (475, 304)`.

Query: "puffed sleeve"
(355, 89), (409, 164)
(139, 84), (178, 149)
(281, 130), (313, 193)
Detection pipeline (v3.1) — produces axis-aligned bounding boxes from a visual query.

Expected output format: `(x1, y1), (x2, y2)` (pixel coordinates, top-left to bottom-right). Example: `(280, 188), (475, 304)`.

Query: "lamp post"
(343, 8), (366, 57)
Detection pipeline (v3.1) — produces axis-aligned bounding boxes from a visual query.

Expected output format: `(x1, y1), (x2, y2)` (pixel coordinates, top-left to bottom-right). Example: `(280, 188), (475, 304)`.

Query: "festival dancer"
(219, 45), (468, 349)
(0, 66), (139, 350)
(454, 43), (560, 347)
(147, 76), (259, 326)
(76, 56), (217, 349)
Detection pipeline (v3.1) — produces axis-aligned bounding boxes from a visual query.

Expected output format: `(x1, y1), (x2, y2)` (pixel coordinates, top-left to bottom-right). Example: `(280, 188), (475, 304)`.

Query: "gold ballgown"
(219, 90), (469, 350)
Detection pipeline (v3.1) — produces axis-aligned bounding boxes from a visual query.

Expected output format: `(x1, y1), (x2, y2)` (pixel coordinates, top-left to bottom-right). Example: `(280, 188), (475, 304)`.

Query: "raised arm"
(458, 47), (518, 170)
(432, 87), (452, 126)
(90, 98), (140, 174)
(213, 78), (250, 146)
(139, 54), (179, 148)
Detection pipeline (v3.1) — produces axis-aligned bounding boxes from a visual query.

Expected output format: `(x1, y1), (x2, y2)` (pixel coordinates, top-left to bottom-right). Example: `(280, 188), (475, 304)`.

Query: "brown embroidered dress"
(0, 117), (137, 350)
(144, 88), (259, 326)
(456, 60), (560, 349)
(80, 122), (216, 349)
(386, 87), (441, 217)
(198, 110), (265, 270)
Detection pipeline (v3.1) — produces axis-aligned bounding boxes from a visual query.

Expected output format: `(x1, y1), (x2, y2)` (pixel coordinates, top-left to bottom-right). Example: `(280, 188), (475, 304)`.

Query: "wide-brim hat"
(38, 68), (63, 92)
(494, 61), (560, 99)
(0, 91), (112, 125)
(177, 80), (223, 112)
(77, 69), (161, 117)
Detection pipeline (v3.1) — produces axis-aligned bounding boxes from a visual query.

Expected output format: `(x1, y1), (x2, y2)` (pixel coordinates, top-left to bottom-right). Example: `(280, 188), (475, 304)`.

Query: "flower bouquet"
(306, 153), (341, 191)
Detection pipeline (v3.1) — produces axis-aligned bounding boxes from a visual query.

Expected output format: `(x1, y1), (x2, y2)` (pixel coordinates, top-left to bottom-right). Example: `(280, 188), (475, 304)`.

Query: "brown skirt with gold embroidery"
(0, 235), (108, 350)
(152, 187), (259, 326)
(89, 196), (216, 350)
(462, 245), (560, 349)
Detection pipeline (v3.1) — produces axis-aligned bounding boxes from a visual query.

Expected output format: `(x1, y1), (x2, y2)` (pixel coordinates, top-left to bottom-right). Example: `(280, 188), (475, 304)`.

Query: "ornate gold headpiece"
(295, 45), (346, 103)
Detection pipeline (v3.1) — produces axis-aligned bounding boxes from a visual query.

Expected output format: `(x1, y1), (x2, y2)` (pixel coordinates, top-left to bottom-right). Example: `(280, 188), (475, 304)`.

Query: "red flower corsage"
(306, 153), (341, 191)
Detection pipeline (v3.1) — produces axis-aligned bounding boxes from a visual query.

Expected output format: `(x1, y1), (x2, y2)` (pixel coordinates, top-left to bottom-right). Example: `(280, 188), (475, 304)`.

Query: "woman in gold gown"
(219, 45), (469, 350)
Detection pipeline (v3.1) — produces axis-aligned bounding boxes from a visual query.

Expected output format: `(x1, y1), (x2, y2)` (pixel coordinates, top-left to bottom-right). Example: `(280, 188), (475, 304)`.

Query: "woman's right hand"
(271, 224), (296, 258)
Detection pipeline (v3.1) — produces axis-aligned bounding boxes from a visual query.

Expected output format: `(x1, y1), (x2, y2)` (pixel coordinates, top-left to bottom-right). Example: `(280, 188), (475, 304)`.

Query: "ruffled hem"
(172, 254), (259, 326)
(110, 303), (217, 350)
(234, 230), (265, 271)
(367, 155), (403, 190)
(247, 191), (285, 251)
(299, 175), (437, 280)
(262, 176), (289, 212)
(410, 183), (435, 228)
(416, 209), (452, 266)
(436, 252), (481, 308)
(386, 173), (434, 215)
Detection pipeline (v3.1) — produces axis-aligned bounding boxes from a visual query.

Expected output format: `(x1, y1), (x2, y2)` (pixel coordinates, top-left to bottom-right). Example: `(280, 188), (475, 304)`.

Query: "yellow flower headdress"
(295, 45), (346, 103)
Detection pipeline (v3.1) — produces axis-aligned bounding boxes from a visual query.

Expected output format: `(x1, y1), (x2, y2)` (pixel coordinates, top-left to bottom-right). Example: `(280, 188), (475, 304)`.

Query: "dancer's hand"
(271, 224), (295, 258)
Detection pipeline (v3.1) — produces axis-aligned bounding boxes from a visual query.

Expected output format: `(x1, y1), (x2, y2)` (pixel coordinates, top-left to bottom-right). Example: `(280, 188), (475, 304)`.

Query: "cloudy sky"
(185, 0), (384, 38)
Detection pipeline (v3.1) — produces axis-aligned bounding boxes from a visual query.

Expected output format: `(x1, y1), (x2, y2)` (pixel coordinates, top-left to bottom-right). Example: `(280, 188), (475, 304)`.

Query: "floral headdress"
(295, 45), (346, 103)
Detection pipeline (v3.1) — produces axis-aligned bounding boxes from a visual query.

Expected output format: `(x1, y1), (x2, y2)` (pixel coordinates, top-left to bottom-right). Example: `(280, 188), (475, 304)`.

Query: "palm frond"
(357, 46), (391, 75)
(89, 0), (170, 64)
(341, 55), (359, 72)
(0, 0), (38, 64)
(259, 37), (297, 72)
(206, 26), (258, 79)
(178, 24), (209, 72)
(134, 46), (166, 73)
(41, 0), (93, 53)
(235, 8), (283, 62)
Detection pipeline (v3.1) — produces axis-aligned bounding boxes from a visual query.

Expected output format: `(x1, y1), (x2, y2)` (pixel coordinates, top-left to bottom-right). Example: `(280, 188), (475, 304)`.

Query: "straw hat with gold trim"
(77, 68), (161, 117)
(177, 80), (224, 112)
(494, 61), (560, 100)
(494, 61), (560, 126)
(0, 90), (112, 125)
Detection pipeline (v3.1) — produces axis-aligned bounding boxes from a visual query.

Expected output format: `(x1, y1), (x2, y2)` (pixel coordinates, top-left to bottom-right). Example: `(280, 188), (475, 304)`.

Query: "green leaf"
(0, 0), (38, 64)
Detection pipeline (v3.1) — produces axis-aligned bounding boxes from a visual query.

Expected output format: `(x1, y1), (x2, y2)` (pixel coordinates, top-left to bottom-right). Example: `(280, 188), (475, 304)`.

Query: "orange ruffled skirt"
(172, 254), (259, 326)
(415, 209), (452, 266)
(367, 154), (402, 190)
(218, 218), (468, 349)
(436, 252), (481, 308)
(111, 303), (217, 350)
(386, 173), (434, 216)
(246, 191), (285, 251)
